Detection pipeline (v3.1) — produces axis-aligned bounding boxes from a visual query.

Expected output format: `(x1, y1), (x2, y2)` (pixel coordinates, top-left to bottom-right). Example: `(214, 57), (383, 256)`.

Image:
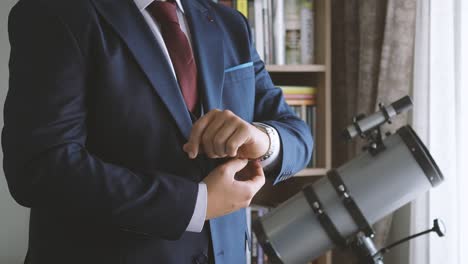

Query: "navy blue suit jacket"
(3, 0), (313, 263)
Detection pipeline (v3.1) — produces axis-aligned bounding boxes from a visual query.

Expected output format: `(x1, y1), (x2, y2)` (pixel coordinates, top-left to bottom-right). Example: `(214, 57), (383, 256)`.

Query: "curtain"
(331, 0), (417, 262)
(410, 0), (468, 263)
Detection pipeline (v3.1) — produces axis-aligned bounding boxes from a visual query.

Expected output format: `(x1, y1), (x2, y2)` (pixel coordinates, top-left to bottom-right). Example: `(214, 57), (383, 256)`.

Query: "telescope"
(253, 96), (444, 264)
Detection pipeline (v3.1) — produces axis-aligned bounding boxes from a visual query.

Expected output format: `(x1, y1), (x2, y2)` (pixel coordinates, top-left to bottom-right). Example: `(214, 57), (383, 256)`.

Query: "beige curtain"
(331, 0), (416, 262)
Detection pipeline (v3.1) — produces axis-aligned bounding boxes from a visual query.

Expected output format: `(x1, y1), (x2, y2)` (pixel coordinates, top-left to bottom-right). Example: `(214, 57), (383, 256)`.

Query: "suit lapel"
(182, 0), (225, 111)
(91, 0), (193, 139)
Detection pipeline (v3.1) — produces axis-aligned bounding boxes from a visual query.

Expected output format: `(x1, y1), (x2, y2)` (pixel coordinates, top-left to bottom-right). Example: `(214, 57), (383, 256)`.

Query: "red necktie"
(147, 1), (199, 113)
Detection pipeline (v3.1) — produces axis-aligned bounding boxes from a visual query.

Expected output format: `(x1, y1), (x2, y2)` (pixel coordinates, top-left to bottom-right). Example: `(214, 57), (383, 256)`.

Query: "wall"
(385, 204), (411, 264)
(0, 1), (29, 263)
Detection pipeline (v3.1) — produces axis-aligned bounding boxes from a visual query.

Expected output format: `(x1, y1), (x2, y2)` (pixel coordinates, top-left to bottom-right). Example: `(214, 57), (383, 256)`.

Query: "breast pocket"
(222, 63), (256, 120)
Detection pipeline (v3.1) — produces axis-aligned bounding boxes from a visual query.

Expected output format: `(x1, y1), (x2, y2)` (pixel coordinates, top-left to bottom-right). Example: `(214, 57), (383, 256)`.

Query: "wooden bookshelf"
(253, 0), (333, 263)
(264, 0), (331, 177)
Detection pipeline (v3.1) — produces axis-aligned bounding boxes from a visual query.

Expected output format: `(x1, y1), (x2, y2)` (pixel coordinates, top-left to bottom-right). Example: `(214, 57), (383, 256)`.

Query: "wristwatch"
(252, 122), (275, 161)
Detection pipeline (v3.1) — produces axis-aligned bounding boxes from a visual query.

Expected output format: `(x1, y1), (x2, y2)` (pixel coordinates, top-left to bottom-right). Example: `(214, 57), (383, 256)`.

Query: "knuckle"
(245, 190), (254, 201)
(249, 187), (257, 198)
(216, 149), (227, 157)
(226, 141), (237, 152)
(258, 175), (266, 185)
(240, 124), (250, 135)
(223, 109), (233, 116)
(192, 123), (204, 133)
(202, 133), (211, 144)
(218, 165), (229, 175)
(213, 149), (223, 157)
(213, 136), (224, 147)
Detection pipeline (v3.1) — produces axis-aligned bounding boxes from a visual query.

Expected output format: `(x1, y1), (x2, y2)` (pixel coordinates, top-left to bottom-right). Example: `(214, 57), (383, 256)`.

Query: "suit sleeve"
(241, 15), (314, 184)
(2, 0), (197, 240)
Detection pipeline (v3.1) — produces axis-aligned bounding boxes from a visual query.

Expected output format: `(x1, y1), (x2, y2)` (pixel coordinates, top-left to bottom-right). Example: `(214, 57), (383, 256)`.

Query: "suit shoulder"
(13, 0), (94, 15)
(11, 0), (94, 31)
(10, 0), (96, 49)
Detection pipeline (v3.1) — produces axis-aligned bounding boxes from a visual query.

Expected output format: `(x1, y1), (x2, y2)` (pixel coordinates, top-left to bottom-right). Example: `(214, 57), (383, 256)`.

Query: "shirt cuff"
(256, 123), (281, 171)
(186, 182), (207, 233)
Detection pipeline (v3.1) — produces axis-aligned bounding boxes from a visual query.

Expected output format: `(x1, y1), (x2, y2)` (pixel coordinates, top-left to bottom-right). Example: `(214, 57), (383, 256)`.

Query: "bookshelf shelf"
(266, 64), (327, 73)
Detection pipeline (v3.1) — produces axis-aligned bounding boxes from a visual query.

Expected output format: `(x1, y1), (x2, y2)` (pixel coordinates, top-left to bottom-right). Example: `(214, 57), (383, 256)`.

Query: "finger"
(235, 161), (265, 191)
(225, 126), (250, 157)
(201, 116), (226, 158)
(212, 122), (238, 157)
(184, 110), (219, 158)
(222, 158), (249, 176)
(234, 159), (260, 181)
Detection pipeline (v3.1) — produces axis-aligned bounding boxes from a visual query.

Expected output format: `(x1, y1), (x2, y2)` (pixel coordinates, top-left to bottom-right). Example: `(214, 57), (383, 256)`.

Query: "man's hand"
(203, 159), (265, 220)
(183, 109), (270, 160)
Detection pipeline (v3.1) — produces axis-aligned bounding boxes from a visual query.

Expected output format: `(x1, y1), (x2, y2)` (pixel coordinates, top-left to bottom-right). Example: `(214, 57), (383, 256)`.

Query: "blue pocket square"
(224, 62), (254, 73)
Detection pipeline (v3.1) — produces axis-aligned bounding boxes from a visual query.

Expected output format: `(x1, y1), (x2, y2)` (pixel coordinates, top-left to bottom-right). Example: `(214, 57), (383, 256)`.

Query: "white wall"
(0, 1), (30, 263)
(384, 204), (411, 264)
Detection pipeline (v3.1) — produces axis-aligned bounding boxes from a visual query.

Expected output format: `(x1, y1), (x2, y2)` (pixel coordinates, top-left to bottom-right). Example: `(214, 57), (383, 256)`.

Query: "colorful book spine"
(237, 0), (249, 17)
(281, 86), (317, 95)
(284, 98), (316, 105)
(284, 94), (316, 100)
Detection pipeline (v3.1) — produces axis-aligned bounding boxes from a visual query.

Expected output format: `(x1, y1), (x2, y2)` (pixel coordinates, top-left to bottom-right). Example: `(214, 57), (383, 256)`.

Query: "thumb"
(246, 161), (266, 189)
(223, 158), (249, 176)
(235, 160), (265, 191)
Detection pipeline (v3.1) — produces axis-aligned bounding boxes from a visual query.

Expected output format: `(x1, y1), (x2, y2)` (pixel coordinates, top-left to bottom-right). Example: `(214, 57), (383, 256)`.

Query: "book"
(257, 208), (267, 264)
(262, 0), (273, 64)
(284, 94), (316, 100)
(250, 209), (259, 264)
(281, 89), (317, 168)
(248, 0), (256, 41)
(246, 207), (252, 264)
(286, 99), (316, 106)
(254, 0), (265, 60)
(281, 86), (317, 95)
(285, 0), (301, 64)
(248, 206), (271, 264)
(300, 0), (314, 64)
(237, 0), (249, 17)
(272, 0), (285, 65)
(307, 105), (317, 167)
(214, 0), (315, 66)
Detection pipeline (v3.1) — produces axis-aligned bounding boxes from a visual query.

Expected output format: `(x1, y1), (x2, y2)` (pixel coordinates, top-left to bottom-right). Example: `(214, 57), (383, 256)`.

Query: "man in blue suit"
(3, 0), (313, 263)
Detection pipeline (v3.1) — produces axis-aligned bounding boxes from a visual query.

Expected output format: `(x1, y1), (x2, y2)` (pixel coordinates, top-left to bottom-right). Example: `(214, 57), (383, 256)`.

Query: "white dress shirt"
(134, 0), (281, 233)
